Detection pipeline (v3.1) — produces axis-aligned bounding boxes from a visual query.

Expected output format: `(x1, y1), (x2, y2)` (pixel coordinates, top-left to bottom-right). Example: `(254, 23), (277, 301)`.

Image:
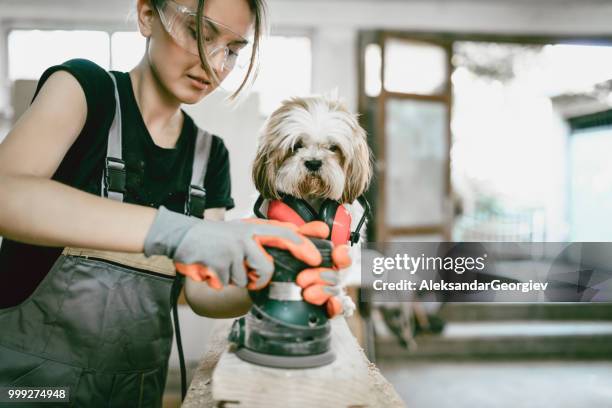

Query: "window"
(8, 30), (110, 80)
(364, 43), (382, 97)
(569, 125), (612, 241)
(222, 35), (312, 115)
(451, 42), (612, 240)
(111, 32), (146, 72)
(384, 39), (448, 95)
(8, 29), (312, 116)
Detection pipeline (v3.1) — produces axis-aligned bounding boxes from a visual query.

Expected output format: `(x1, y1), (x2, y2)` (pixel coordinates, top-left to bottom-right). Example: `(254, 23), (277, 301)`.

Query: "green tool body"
(229, 238), (335, 368)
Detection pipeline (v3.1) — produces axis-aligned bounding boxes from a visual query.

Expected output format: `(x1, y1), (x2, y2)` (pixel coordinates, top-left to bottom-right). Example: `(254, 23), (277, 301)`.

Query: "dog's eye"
(329, 144), (339, 152)
(293, 141), (304, 151)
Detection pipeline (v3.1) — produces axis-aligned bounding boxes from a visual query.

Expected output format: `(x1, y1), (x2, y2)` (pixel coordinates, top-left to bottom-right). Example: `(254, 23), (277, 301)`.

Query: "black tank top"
(0, 59), (235, 307)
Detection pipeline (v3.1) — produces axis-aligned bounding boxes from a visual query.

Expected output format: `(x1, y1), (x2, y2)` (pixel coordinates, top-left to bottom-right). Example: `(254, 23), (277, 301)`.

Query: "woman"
(0, 0), (346, 405)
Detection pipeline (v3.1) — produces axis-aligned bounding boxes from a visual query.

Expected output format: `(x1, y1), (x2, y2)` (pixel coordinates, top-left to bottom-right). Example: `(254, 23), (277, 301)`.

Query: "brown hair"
(153, 0), (267, 100)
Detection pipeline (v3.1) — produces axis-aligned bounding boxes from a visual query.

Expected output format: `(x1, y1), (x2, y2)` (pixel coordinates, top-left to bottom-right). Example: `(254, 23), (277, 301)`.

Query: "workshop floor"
(378, 359), (612, 408)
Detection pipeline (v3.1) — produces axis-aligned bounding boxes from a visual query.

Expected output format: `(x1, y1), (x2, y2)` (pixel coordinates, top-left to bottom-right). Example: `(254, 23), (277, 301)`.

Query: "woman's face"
(146, 0), (253, 104)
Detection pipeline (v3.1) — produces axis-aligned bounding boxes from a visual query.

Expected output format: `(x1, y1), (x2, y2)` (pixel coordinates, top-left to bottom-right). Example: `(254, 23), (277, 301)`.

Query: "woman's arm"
(0, 70), (156, 252)
(184, 208), (252, 318)
(0, 70), (318, 296)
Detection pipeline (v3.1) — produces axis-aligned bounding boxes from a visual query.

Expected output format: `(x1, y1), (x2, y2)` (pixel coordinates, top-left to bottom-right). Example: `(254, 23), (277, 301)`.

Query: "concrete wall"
(183, 90), (265, 220)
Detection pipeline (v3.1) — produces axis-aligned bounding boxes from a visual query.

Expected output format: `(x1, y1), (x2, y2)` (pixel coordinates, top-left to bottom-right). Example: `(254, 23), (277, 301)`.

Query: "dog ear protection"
(254, 194), (370, 246)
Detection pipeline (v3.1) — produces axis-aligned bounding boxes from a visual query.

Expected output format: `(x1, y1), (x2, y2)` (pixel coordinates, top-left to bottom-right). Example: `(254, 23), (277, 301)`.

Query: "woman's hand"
(293, 223), (354, 318)
(143, 207), (323, 290)
(296, 244), (352, 317)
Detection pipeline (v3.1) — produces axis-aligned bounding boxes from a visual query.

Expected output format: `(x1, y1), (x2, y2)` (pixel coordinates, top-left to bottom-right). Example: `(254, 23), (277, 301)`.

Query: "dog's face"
(253, 96), (372, 203)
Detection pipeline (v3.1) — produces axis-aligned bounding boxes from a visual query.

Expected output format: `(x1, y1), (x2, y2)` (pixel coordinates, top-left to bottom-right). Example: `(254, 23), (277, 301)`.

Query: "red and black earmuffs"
(254, 194), (370, 246)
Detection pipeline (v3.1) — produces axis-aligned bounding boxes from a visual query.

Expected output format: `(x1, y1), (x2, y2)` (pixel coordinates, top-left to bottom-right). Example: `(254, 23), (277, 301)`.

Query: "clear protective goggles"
(156, 0), (251, 73)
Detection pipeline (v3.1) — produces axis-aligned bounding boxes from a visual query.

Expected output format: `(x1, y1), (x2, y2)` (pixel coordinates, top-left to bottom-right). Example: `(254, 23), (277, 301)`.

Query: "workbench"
(182, 317), (405, 407)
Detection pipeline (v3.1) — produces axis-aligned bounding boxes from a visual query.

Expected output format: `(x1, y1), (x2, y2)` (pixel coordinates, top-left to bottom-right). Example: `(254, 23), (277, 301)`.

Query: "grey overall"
(0, 72), (213, 407)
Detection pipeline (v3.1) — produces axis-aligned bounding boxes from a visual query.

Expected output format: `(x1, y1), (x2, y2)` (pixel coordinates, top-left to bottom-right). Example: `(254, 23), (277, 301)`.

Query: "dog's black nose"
(304, 159), (322, 171)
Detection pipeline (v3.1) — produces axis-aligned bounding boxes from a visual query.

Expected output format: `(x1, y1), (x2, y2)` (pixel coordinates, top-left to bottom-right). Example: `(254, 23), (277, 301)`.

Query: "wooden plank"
(182, 319), (234, 408)
(209, 317), (405, 408)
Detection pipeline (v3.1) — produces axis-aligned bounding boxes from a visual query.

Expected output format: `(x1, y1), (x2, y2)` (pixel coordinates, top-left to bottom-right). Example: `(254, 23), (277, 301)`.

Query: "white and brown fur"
(252, 94), (373, 315)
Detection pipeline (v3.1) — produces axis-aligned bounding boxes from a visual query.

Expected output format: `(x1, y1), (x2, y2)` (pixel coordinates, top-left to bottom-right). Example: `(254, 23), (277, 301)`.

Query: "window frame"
(358, 30), (612, 242)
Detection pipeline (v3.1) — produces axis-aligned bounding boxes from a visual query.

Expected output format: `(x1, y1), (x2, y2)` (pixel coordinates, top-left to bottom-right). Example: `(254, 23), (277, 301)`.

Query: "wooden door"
(358, 31), (453, 242)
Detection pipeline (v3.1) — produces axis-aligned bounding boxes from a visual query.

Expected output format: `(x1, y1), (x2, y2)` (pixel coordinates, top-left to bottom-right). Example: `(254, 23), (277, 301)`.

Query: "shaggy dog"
(252, 94), (373, 315)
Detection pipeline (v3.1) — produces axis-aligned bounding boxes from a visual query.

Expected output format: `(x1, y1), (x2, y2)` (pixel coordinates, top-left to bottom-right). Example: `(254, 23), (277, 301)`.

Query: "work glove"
(144, 206), (322, 290)
(294, 223), (354, 318)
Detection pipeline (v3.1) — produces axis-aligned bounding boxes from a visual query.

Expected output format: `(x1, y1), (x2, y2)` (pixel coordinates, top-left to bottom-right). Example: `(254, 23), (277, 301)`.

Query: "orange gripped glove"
(296, 242), (352, 318)
(174, 218), (325, 291)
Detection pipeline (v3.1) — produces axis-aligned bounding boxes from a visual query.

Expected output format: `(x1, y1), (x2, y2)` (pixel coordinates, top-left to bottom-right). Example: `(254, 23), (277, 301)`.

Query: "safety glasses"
(156, 0), (250, 72)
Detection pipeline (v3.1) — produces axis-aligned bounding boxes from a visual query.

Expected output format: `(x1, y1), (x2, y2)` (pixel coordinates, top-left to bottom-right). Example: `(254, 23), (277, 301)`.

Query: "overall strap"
(101, 71), (126, 202)
(101, 71), (213, 219)
(174, 128), (214, 401)
(186, 128), (213, 218)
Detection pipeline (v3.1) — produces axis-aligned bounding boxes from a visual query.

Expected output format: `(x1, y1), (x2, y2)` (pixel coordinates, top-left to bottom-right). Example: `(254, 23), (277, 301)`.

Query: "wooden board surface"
(182, 319), (233, 408)
(182, 317), (405, 408)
